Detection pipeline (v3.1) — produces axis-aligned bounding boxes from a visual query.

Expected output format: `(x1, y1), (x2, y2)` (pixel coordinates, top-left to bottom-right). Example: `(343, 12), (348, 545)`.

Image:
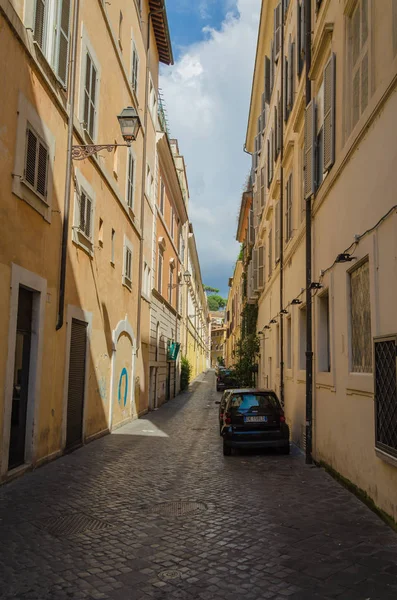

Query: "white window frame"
(317, 289), (331, 372)
(349, 0), (370, 131)
(148, 74), (157, 126)
(13, 92), (55, 222)
(72, 169), (96, 256)
(146, 164), (154, 202)
(126, 146), (136, 212)
(79, 28), (101, 143)
(122, 236), (133, 290)
(131, 31), (139, 95)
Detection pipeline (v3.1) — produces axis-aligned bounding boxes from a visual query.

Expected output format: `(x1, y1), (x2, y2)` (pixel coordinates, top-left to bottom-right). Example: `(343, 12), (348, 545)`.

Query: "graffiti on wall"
(118, 368), (128, 407)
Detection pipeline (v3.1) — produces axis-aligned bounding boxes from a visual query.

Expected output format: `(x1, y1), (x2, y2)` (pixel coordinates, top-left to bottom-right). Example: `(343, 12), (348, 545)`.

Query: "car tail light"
(220, 413), (223, 419)
(280, 414), (286, 423)
(224, 413), (231, 425)
(217, 377), (220, 382)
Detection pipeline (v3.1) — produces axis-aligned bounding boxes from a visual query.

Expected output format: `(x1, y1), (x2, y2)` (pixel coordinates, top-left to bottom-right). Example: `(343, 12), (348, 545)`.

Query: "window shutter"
(36, 141), (48, 197)
(260, 167), (265, 208)
(253, 248), (259, 292)
(275, 202), (281, 261)
(258, 245), (265, 290)
(80, 192), (86, 232)
(284, 54), (288, 121)
(267, 139), (271, 186)
(277, 95), (282, 153)
(132, 43), (139, 92)
(249, 206), (255, 245)
(274, 106), (278, 158)
(274, 3), (281, 57)
(83, 54), (91, 131)
(323, 53), (336, 172)
(261, 93), (266, 130)
(127, 151), (134, 208)
(264, 56), (271, 104)
(300, 0), (305, 61)
(268, 228), (273, 274)
(34, 0), (47, 49)
(270, 40), (275, 94)
(25, 128), (37, 187)
(297, 0), (302, 76)
(85, 196), (92, 238)
(288, 40), (294, 109)
(56, 0), (71, 86)
(304, 99), (316, 198)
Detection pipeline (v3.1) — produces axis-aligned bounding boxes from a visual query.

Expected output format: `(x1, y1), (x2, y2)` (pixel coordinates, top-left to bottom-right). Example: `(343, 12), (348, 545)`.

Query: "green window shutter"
(323, 53), (336, 172)
(34, 0), (47, 50)
(304, 99), (316, 198)
(56, 0), (71, 86)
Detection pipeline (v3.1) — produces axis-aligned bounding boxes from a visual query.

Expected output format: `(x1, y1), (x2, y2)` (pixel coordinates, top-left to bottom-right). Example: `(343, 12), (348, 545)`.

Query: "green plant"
(207, 295), (227, 311)
(180, 356), (192, 390)
(231, 303), (259, 387)
(217, 356), (225, 366)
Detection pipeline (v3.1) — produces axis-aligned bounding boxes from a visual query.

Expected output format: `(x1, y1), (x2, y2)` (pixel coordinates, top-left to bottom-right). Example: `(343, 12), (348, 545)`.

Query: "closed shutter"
(297, 0), (303, 76)
(127, 150), (134, 208)
(36, 141), (48, 197)
(66, 319), (87, 449)
(268, 228), (273, 275)
(277, 95), (282, 153)
(393, 0), (397, 56)
(304, 99), (316, 198)
(56, 0), (71, 86)
(24, 127), (48, 199)
(25, 129), (37, 187)
(270, 40), (275, 94)
(80, 192), (86, 232)
(85, 196), (92, 238)
(261, 93), (266, 130)
(132, 43), (139, 91)
(260, 167), (265, 208)
(267, 139), (271, 186)
(264, 56), (271, 104)
(275, 202), (281, 261)
(284, 54), (289, 121)
(323, 53), (336, 171)
(34, 0), (47, 49)
(253, 248), (259, 292)
(274, 105), (278, 158)
(289, 40), (294, 110)
(249, 206), (255, 245)
(274, 2), (281, 58)
(258, 245), (265, 290)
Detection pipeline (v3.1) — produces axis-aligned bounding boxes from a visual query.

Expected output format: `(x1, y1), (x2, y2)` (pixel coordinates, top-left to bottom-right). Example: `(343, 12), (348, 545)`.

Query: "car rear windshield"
(228, 393), (280, 412)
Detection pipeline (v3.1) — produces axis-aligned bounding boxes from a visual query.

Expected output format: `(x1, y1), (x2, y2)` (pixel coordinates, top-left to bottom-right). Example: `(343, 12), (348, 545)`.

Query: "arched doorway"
(109, 318), (136, 430)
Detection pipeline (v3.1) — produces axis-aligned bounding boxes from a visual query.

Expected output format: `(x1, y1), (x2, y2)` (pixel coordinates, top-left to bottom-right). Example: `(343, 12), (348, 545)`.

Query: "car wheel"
(223, 441), (232, 456)
(281, 444), (290, 455)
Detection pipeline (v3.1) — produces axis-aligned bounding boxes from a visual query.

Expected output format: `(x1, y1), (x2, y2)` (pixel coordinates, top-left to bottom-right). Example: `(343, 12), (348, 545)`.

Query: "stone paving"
(1, 371), (397, 600)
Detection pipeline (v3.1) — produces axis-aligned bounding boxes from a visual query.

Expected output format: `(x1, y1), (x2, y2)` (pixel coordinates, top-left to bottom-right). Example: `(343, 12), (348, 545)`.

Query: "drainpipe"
(56, 0), (80, 330)
(279, 1), (285, 407)
(136, 7), (165, 355)
(305, 0), (313, 465)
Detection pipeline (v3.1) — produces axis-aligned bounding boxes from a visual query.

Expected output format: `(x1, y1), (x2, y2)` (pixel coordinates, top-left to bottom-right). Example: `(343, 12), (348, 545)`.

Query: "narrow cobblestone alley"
(1, 371), (397, 600)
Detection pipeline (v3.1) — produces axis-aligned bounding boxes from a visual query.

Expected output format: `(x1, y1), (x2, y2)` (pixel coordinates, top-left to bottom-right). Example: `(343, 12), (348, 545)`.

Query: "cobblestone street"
(1, 371), (397, 600)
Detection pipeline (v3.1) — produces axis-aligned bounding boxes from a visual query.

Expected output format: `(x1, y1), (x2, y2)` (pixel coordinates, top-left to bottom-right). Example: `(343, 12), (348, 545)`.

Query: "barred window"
(350, 259), (372, 373)
(350, 0), (369, 129)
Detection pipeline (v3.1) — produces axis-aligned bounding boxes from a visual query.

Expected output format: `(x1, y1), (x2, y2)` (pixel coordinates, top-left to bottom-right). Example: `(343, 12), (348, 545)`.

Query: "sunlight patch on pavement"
(112, 419), (169, 437)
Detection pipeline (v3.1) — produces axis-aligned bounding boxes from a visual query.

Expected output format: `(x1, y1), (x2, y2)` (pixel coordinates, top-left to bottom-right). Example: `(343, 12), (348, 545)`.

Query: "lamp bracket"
(72, 143), (131, 161)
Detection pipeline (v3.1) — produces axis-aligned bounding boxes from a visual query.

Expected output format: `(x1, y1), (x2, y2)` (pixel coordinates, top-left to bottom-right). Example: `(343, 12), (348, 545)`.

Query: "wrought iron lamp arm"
(71, 143), (131, 161)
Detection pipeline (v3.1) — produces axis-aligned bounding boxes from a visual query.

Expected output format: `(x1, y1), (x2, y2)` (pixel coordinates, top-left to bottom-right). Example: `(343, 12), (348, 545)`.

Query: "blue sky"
(161, 0), (260, 299)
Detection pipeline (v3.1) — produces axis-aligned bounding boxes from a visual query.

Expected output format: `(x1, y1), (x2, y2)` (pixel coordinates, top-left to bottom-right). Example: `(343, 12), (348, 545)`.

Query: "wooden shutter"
(274, 2), (281, 57)
(270, 40), (275, 94)
(25, 128), (37, 188)
(275, 202), (280, 261)
(80, 192), (86, 232)
(261, 93), (266, 130)
(268, 228), (273, 274)
(297, 0), (302, 76)
(56, 0), (71, 86)
(260, 167), (265, 208)
(253, 248), (259, 292)
(132, 43), (139, 91)
(274, 106), (278, 158)
(277, 95), (282, 153)
(323, 53), (336, 171)
(289, 40), (294, 109)
(264, 56), (271, 104)
(249, 206), (255, 245)
(284, 54), (289, 121)
(34, 0), (47, 49)
(258, 246), (265, 290)
(66, 319), (87, 449)
(267, 139), (271, 186)
(304, 99), (316, 198)
(83, 54), (91, 131)
(85, 196), (92, 238)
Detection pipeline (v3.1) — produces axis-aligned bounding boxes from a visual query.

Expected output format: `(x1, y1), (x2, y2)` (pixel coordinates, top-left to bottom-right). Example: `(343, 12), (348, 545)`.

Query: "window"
(111, 229), (115, 264)
(148, 76), (157, 123)
(123, 237), (133, 289)
(127, 148), (135, 209)
(143, 262), (151, 296)
(83, 51), (98, 139)
(350, 259), (372, 373)
(170, 207), (174, 239)
(78, 190), (92, 239)
(276, 323), (280, 365)
(286, 174), (293, 242)
(179, 231), (185, 261)
(159, 179), (165, 213)
(24, 125), (49, 201)
(168, 268), (173, 304)
(300, 145), (305, 223)
(258, 245), (265, 290)
(299, 306), (307, 370)
(33, 0), (71, 86)
(297, 0), (305, 77)
(131, 40), (139, 93)
(275, 202), (280, 262)
(155, 322), (160, 361)
(286, 316), (292, 369)
(157, 248), (163, 294)
(316, 80), (325, 186)
(318, 291), (331, 372)
(260, 167), (265, 208)
(146, 164), (154, 201)
(350, 0), (369, 129)
(268, 228), (273, 277)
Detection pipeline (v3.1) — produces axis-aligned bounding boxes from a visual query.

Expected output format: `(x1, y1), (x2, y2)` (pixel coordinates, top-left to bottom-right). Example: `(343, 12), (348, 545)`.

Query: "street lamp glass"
(117, 106), (141, 142)
(183, 270), (191, 284)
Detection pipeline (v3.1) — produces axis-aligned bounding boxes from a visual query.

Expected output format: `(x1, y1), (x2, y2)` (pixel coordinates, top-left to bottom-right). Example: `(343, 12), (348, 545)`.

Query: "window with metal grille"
(375, 336), (397, 459)
(131, 41), (139, 92)
(350, 0), (369, 129)
(83, 52), (98, 139)
(33, 0), (71, 86)
(79, 191), (92, 239)
(350, 259), (372, 373)
(24, 125), (49, 200)
(127, 149), (135, 209)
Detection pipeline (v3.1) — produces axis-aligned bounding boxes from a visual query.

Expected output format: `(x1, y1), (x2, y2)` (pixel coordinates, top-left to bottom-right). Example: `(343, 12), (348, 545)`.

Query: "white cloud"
(160, 0), (260, 296)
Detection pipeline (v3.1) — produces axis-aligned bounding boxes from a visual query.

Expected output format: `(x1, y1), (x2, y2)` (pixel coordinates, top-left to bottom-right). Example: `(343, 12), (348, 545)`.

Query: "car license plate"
(245, 416), (267, 423)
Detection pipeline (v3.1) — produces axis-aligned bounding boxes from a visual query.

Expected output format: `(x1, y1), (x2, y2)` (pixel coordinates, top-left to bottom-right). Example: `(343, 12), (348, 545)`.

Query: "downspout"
(279, 1), (285, 407)
(305, 0), (313, 464)
(56, 0), (80, 330)
(136, 7), (165, 355)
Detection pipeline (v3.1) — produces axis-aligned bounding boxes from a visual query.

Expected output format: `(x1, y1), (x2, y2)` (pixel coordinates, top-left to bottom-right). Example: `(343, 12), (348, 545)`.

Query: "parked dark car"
(216, 369), (239, 392)
(220, 389), (290, 456)
(215, 389), (235, 433)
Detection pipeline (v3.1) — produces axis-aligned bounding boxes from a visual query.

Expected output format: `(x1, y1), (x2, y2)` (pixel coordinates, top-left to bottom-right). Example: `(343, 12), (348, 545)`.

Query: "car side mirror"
(214, 400), (221, 404)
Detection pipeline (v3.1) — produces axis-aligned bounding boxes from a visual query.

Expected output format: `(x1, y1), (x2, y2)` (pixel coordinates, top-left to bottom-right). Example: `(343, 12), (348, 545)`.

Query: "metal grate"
(147, 501), (207, 517)
(42, 513), (113, 538)
(159, 570), (181, 581)
(350, 260), (372, 373)
(375, 337), (397, 459)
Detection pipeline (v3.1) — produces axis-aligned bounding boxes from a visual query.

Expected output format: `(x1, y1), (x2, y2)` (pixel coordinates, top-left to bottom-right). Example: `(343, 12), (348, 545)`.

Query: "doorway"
(166, 363), (171, 402)
(66, 319), (87, 449)
(8, 287), (33, 470)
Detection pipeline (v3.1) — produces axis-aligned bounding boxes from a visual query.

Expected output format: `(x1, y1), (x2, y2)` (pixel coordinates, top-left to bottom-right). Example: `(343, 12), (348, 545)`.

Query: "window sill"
(14, 179), (51, 222)
(375, 448), (397, 469)
(122, 277), (132, 291)
(72, 229), (94, 257)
